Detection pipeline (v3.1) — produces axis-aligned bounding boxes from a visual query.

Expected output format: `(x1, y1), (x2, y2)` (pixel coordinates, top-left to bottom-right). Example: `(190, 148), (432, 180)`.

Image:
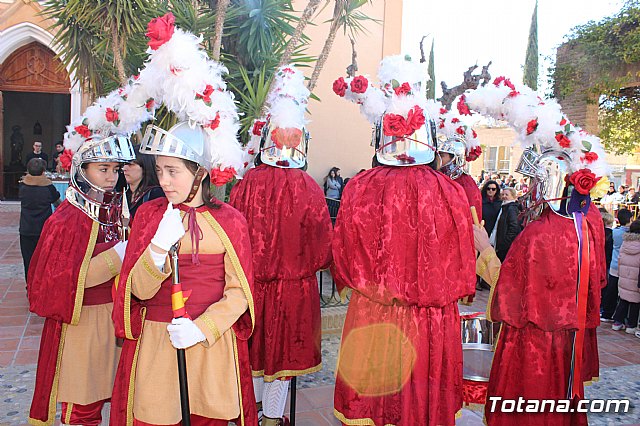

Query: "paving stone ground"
(1, 202), (639, 425)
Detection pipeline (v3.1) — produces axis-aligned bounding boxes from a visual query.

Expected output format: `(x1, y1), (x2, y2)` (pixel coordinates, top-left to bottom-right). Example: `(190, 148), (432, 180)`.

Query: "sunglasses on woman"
(487, 187), (497, 191)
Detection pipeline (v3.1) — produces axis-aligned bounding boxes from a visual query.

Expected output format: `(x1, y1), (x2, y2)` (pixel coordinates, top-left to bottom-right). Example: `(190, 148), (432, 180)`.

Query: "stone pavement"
(1, 201), (640, 425)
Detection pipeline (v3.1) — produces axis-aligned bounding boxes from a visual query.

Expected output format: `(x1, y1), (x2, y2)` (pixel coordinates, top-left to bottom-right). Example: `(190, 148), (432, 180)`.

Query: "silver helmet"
(259, 120), (309, 169)
(437, 135), (467, 179)
(515, 147), (541, 178)
(140, 121), (211, 170)
(66, 135), (135, 239)
(373, 116), (437, 167)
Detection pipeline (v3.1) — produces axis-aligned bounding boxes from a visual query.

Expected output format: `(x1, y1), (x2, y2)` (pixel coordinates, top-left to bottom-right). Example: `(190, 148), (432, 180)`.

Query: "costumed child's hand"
(473, 223), (491, 253)
(151, 203), (186, 252)
(167, 317), (206, 349)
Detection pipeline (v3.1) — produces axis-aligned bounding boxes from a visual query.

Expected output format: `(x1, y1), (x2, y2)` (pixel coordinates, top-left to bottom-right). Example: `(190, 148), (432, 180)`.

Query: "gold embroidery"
(232, 332), (246, 426)
(103, 250), (119, 277)
(64, 403), (73, 424)
(199, 314), (221, 342)
(72, 222), (99, 325)
(202, 211), (255, 329)
(27, 324), (68, 426)
(334, 408), (395, 426)
(124, 274), (134, 340)
(251, 363), (323, 382)
(142, 250), (167, 280)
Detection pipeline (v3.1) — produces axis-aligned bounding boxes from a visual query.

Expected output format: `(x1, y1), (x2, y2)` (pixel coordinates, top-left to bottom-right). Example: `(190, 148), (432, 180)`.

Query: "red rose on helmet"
(526, 119), (538, 135)
(252, 120), (266, 136)
(383, 113), (409, 137)
(472, 130), (478, 138)
(451, 118), (460, 124)
(582, 151), (598, 163)
(393, 82), (412, 96)
(271, 127), (302, 149)
(555, 133), (571, 148)
(466, 146), (482, 162)
(146, 13), (175, 50)
(456, 126), (466, 136)
(440, 108), (448, 114)
(350, 75), (369, 94)
(569, 169), (598, 195)
(406, 106), (426, 132)
(74, 125), (91, 138)
(105, 108), (119, 123)
(332, 77), (348, 97)
(457, 95), (471, 116)
(210, 167), (236, 186)
(59, 149), (74, 172)
(145, 98), (155, 111)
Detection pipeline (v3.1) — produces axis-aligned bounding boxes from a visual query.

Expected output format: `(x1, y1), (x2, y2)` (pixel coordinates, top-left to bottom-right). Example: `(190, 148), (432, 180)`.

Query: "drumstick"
(470, 206), (480, 226)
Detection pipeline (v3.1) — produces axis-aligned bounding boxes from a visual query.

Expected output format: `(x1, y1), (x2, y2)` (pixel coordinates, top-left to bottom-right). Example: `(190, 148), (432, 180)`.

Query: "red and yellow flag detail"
(171, 283), (192, 319)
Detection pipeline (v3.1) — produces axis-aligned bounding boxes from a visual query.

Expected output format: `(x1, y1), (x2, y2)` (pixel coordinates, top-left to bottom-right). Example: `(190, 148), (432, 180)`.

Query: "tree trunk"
(211, 0), (231, 61)
(279, 0), (322, 67)
(307, 0), (344, 92)
(111, 22), (127, 85)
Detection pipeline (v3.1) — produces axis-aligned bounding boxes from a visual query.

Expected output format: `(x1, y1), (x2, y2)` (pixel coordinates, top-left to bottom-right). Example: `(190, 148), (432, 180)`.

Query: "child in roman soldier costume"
(465, 78), (609, 425)
(330, 55), (477, 426)
(27, 52), (157, 425)
(229, 65), (333, 426)
(110, 14), (257, 426)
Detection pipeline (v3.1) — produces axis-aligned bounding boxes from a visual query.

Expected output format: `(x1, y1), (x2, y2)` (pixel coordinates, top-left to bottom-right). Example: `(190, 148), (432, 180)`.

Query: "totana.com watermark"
(488, 397), (631, 413)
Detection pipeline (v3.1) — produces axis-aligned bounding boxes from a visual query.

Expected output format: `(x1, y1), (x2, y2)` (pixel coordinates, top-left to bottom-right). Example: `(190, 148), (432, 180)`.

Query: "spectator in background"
(612, 218), (640, 335)
(492, 187), (522, 261)
(336, 168), (344, 197)
(19, 158), (61, 278)
(481, 180), (502, 237)
(600, 208), (615, 274)
(612, 185), (627, 209)
(25, 141), (49, 166)
(628, 187), (639, 203)
(51, 142), (64, 170)
(123, 146), (165, 220)
(324, 167), (342, 199)
(602, 208), (633, 321)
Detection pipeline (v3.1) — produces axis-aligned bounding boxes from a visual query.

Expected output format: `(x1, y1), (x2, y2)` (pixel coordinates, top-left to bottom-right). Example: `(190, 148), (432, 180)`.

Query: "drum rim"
(462, 344), (494, 382)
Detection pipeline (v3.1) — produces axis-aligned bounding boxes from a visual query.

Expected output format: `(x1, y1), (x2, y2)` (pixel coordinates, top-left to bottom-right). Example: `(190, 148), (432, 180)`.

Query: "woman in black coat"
(494, 187), (522, 261)
(481, 180), (503, 235)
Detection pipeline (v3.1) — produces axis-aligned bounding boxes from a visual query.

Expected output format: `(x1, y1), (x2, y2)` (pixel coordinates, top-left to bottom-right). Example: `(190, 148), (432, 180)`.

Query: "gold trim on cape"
(64, 403), (73, 424)
(71, 221), (99, 325)
(27, 323), (68, 426)
(251, 363), (323, 382)
(232, 332), (246, 426)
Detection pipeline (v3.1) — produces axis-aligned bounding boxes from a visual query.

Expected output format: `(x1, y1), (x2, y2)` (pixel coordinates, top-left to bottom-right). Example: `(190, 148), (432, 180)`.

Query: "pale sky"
(401, 0), (624, 97)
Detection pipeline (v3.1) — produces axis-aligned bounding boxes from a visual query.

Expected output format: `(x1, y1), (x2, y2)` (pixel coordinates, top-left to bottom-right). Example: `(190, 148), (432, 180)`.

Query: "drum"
(460, 312), (498, 382)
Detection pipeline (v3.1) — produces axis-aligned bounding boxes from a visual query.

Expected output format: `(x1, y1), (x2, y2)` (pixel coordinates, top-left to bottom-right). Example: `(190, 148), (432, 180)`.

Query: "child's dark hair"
(27, 158), (46, 176)
(629, 218), (640, 234)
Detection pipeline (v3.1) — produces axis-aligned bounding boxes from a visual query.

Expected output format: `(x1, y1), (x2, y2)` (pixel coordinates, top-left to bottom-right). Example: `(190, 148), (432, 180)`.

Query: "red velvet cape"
(455, 173), (483, 222)
(27, 201), (103, 425)
(229, 165), (332, 280)
(332, 165), (476, 306)
(110, 198), (257, 426)
(489, 204), (607, 330)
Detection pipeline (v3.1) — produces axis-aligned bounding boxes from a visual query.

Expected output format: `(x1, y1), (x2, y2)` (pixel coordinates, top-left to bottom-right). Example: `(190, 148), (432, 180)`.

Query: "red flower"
(406, 106), (426, 132)
(569, 169), (598, 195)
(146, 13), (175, 50)
(472, 130), (478, 138)
(508, 90), (520, 97)
(59, 149), (74, 171)
(456, 126), (466, 135)
(440, 108), (448, 114)
(74, 125), (91, 138)
(457, 95), (471, 115)
(271, 127), (303, 149)
(526, 119), (538, 135)
(493, 76), (515, 90)
(582, 152), (598, 163)
(145, 98), (155, 111)
(555, 133), (571, 148)
(559, 118), (567, 126)
(383, 113), (409, 137)
(210, 167), (236, 186)
(332, 77), (348, 97)
(252, 120), (266, 136)
(451, 118), (460, 124)
(105, 108), (119, 123)
(350, 75), (369, 94)
(396, 153), (416, 164)
(205, 113), (220, 130)
(466, 146), (482, 162)
(393, 82), (412, 96)
(248, 148), (255, 155)
(438, 119), (445, 129)
(196, 84), (215, 104)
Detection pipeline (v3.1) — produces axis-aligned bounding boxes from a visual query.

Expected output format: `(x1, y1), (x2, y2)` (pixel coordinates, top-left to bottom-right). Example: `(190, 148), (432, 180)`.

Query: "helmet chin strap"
(182, 166), (206, 204)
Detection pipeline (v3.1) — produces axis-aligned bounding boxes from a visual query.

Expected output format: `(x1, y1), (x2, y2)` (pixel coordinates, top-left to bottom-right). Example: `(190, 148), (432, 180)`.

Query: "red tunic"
(455, 173), (482, 222)
(27, 201), (116, 425)
(485, 205), (607, 426)
(332, 165), (476, 426)
(229, 165), (332, 380)
(111, 199), (258, 426)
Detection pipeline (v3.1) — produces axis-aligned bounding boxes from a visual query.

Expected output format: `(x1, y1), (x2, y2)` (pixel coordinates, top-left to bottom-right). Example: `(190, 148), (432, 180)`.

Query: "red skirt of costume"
(455, 173), (482, 222)
(485, 205), (607, 426)
(229, 165), (332, 380)
(331, 166), (476, 426)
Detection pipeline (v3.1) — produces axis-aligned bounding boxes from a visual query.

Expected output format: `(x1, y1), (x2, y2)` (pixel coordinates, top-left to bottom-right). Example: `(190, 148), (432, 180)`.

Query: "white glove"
(167, 317), (206, 349)
(149, 247), (168, 272)
(150, 203), (185, 252)
(112, 241), (128, 262)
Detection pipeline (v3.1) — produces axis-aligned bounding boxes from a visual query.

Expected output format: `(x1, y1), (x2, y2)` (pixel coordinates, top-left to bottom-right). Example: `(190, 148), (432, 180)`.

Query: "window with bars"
(484, 146), (511, 173)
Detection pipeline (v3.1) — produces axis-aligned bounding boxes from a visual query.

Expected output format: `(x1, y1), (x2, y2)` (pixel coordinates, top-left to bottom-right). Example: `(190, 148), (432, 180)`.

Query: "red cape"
(229, 165), (332, 280)
(110, 198), (257, 426)
(489, 204), (607, 330)
(454, 173), (482, 222)
(332, 165), (476, 307)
